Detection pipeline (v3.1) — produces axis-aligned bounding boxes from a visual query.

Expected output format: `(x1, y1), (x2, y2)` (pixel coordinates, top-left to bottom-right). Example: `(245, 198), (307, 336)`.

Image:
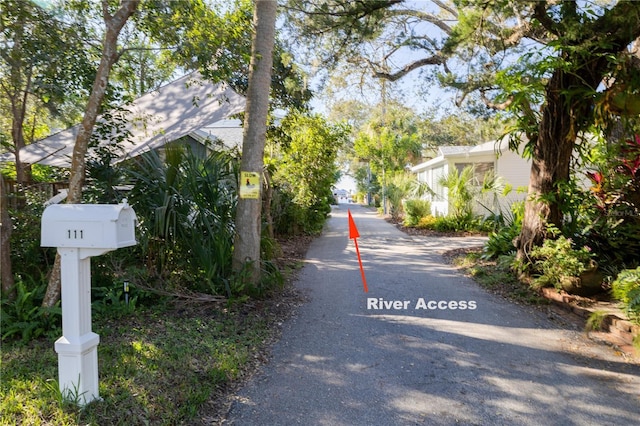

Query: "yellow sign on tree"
(240, 171), (260, 199)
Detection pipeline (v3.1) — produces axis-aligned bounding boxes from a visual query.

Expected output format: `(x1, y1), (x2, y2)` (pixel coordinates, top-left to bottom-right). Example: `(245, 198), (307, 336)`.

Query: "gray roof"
(1, 72), (245, 167)
(193, 119), (244, 150)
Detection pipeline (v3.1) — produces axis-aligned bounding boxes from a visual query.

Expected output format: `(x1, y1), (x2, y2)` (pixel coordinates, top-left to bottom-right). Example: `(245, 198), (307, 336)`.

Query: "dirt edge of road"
(438, 246), (640, 364)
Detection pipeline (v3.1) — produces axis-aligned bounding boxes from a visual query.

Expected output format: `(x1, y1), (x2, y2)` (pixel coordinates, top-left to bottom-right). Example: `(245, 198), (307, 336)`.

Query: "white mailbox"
(40, 200), (137, 406)
(41, 200), (137, 249)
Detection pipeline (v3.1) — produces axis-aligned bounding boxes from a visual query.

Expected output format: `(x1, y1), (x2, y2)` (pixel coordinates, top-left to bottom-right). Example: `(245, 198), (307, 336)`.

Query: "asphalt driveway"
(225, 204), (640, 425)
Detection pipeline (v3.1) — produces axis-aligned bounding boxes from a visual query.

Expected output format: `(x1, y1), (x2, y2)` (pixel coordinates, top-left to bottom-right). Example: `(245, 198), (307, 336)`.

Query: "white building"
(410, 137), (531, 217)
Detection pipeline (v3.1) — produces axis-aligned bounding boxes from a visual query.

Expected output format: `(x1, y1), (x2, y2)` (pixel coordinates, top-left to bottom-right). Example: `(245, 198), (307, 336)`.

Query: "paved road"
(226, 204), (640, 425)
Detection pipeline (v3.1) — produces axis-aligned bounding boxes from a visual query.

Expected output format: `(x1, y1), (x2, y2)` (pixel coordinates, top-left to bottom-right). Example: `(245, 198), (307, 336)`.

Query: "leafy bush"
(433, 213), (485, 232)
(483, 225), (520, 259)
(403, 199), (432, 227)
(482, 201), (524, 259)
(611, 267), (640, 322)
(417, 215), (438, 229)
(529, 231), (595, 290)
(434, 215), (464, 232)
(1, 278), (61, 343)
(573, 135), (640, 268)
(126, 146), (240, 296)
(270, 186), (329, 235)
(9, 189), (54, 281)
(271, 112), (345, 234)
(438, 166), (476, 219)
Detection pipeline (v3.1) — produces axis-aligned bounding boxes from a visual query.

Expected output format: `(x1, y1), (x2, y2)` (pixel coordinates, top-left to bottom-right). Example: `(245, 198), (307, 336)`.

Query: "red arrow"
(348, 209), (368, 293)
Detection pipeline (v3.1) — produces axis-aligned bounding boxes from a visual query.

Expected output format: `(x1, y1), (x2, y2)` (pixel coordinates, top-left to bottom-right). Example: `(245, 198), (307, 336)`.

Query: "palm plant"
(438, 165), (477, 219)
(385, 172), (415, 220)
(125, 145), (239, 296)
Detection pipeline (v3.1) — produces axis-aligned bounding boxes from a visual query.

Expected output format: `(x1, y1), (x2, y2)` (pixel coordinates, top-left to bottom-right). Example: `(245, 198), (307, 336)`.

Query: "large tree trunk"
(232, 0), (277, 286)
(515, 69), (574, 258)
(1, 174), (15, 300)
(42, 0), (139, 308)
(514, 54), (612, 261)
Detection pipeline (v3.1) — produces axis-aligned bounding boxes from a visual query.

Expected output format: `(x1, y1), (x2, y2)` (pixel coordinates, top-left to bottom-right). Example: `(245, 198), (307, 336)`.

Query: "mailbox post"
(41, 200), (137, 405)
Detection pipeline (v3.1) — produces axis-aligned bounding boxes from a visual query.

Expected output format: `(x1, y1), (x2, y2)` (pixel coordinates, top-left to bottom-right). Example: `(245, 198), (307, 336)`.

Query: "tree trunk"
(42, 0), (139, 308)
(8, 19), (33, 201)
(232, 0), (277, 285)
(515, 69), (573, 258)
(1, 174), (15, 300)
(514, 56), (608, 261)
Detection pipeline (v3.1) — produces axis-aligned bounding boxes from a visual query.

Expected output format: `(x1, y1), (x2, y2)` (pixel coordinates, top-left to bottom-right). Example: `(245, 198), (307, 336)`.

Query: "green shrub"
(1, 277), (61, 343)
(9, 189), (54, 281)
(434, 215), (460, 232)
(126, 147), (239, 297)
(483, 225), (520, 259)
(482, 200), (525, 259)
(417, 215), (438, 229)
(611, 267), (640, 322)
(571, 137), (640, 269)
(433, 214), (483, 232)
(270, 186), (329, 236)
(403, 199), (432, 227)
(438, 166), (476, 219)
(529, 232), (594, 290)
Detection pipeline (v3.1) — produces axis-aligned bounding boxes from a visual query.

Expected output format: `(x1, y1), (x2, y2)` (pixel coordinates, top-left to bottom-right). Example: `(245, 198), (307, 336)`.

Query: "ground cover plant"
(444, 249), (548, 306)
(403, 198), (431, 227)
(1, 301), (282, 425)
(528, 228), (596, 292)
(612, 267), (640, 323)
(0, 236), (310, 425)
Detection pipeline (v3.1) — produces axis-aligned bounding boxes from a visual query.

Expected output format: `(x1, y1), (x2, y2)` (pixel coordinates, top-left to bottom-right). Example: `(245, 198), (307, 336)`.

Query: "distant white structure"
(410, 137), (531, 217)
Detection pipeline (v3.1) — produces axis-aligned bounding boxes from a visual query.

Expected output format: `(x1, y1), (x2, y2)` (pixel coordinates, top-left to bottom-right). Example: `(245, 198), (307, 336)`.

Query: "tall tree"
(1, 0), (92, 302)
(232, 0), (277, 286)
(42, 0), (139, 308)
(505, 2), (640, 258)
(0, 0), (93, 185)
(0, 174), (13, 299)
(353, 102), (423, 175)
(66, 0), (139, 203)
(272, 112), (348, 233)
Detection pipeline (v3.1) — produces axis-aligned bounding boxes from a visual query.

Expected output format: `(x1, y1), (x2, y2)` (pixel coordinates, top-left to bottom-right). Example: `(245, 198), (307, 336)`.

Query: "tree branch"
(432, 0), (457, 18)
(371, 55), (446, 81)
(386, 9), (453, 34)
(533, 1), (561, 37)
(101, 0), (112, 21)
(480, 91), (513, 110)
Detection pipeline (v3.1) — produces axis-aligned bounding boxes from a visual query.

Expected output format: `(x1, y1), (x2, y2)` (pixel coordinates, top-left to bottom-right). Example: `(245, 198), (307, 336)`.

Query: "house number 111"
(68, 229), (84, 239)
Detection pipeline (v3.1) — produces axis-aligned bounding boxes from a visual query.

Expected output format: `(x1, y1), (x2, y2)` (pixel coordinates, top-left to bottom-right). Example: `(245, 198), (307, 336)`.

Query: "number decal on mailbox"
(67, 229), (84, 239)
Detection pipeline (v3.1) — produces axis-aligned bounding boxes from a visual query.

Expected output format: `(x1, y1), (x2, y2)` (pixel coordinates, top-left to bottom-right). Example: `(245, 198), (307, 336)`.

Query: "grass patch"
(448, 249), (548, 305)
(0, 297), (295, 425)
(2, 234), (312, 425)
